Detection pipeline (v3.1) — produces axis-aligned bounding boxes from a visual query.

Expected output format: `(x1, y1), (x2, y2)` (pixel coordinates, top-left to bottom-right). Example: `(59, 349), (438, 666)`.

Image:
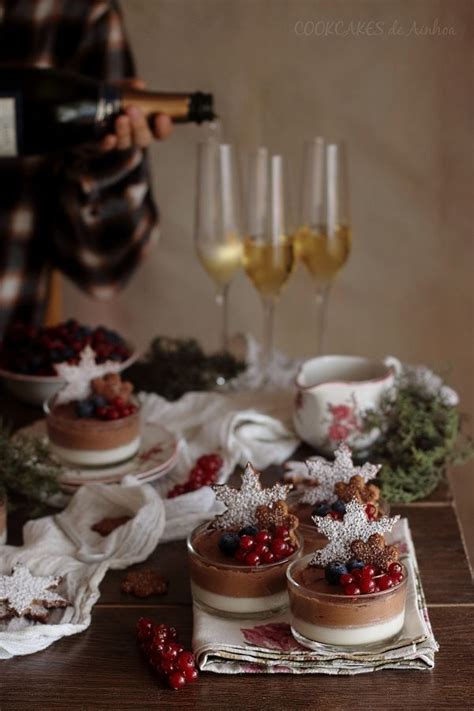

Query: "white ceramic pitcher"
(293, 355), (402, 454)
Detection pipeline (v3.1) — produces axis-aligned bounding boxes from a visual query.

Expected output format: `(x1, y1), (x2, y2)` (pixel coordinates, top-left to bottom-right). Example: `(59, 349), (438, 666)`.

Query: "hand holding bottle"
(98, 79), (173, 152)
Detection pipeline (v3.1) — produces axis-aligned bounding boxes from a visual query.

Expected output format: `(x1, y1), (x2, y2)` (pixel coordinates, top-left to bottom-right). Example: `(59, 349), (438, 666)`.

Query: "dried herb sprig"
(360, 370), (473, 503)
(0, 420), (62, 514)
(128, 337), (246, 401)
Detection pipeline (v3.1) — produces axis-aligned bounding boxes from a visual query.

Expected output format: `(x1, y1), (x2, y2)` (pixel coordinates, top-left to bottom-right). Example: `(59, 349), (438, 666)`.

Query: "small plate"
(17, 419), (178, 492)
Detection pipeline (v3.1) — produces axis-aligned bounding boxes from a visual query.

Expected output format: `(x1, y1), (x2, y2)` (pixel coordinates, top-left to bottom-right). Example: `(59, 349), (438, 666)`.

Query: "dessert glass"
(287, 554), (408, 649)
(288, 492), (391, 555)
(44, 396), (141, 467)
(187, 523), (303, 619)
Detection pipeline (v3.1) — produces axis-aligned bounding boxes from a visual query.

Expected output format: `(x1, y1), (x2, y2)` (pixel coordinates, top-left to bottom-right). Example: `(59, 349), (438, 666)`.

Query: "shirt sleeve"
(50, 0), (158, 298)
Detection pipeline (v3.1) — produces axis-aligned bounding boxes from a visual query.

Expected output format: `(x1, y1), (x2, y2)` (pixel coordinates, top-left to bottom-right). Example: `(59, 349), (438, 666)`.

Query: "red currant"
(245, 551), (261, 566)
(161, 643), (179, 661)
(261, 550), (275, 564)
(105, 408), (119, 420)
(378, 575), (394, 591)
(177, 651), (195, 671)
(270, 539), (288, 558)
(239, 535), (255, 551)
(388, 562), (403, 576)
(360, 578), (376, 594)
(340, 573), (354, 586)
(255, 530), (271, 544)
(136, 617), (153, 641)
(274, 526), (289, 539)
(362, 565), (376, 578)
(159, 659), (176, 676)
(184, 667), (199, 683)
(344, 583), (361, 596)
(389, 575), (402, 587)
(168, 671), (186, 690)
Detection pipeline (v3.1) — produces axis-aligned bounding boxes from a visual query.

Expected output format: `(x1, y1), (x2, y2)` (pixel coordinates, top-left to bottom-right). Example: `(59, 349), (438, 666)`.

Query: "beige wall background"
(64, 0), (474, 565)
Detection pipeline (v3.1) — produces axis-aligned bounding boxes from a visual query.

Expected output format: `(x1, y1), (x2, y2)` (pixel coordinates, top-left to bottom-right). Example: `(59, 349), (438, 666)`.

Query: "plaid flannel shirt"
(0, 0), (158, 337)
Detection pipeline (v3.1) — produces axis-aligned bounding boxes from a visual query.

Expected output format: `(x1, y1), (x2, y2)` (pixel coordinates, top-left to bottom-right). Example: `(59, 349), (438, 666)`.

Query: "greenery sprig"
(128, 337), (246, 401)
(0, 420), (62, 514)
(361, 370), (473, 503)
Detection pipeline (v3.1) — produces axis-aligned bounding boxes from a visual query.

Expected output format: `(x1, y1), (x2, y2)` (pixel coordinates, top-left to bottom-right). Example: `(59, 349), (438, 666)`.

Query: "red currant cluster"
(167, 453), (223, 498)
(96, 397), (138, 421)
(0, 320), (130, 376)
(340, 562), (404, 596)
(136, 618), (198, 690)
(220, 526), (297, 566)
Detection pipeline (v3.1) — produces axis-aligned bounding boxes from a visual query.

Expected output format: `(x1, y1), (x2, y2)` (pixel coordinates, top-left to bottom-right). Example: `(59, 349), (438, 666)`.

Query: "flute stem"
(215, 284), (230, 352)
(315, 284), (330, 355)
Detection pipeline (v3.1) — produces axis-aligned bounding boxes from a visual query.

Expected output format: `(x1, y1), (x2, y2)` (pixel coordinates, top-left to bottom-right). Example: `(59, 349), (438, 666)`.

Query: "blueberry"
(63, 347), (75, 360)
(75, 399), (95, 418)
(91, 393), (107, 408)
(325, 561), (348, 586)
(347, 559), (364, 572)
(331, 500), (346, 515)
(238, 525), (258, 537)
(109, 352), (123, 361)
(218, 532), (240, 556)
(50, 349), (62, 362)
(312, 503), (331, 517)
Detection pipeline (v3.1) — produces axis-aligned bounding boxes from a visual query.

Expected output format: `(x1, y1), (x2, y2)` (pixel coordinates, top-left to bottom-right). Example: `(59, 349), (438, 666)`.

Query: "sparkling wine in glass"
(295, 138), (351, 354)
(195, 140), (242, 353)
(243, 148), (295, 383)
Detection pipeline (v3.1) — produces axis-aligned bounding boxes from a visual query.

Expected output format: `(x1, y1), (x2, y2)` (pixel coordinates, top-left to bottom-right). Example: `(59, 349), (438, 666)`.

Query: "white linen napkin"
(192, 518), (439, 673)
(0, 477), (164, 659)
(138, 390), (299, 542)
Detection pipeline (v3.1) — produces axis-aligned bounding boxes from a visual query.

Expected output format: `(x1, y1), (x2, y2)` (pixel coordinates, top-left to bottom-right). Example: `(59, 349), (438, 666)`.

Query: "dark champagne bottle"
(0, 66), (215, 157)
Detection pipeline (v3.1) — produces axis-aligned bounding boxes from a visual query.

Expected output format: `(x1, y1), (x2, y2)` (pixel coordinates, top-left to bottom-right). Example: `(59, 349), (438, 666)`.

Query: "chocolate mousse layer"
(47, 403), (139, 451)
(289, 565), (407, 627)
(189, 529), (301, 598)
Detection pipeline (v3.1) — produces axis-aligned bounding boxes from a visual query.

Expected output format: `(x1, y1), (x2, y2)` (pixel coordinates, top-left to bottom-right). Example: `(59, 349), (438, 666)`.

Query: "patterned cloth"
(193, 519), (439, 673)
(0, 0), (157, 337)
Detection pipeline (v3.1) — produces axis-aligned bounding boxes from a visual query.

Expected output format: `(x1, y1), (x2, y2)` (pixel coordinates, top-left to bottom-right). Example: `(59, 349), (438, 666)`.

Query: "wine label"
(0, 97), (18, 157)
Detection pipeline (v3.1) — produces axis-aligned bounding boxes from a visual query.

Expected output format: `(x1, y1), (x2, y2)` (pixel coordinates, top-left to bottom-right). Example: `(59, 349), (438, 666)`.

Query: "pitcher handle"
(384, 355), (402, 376)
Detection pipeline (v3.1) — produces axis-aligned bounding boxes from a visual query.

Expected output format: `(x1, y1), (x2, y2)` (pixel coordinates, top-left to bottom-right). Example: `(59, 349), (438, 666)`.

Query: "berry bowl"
(187, 522), (303, 619)
(287, 554), (408, 649)
(0, 320), (138, 406)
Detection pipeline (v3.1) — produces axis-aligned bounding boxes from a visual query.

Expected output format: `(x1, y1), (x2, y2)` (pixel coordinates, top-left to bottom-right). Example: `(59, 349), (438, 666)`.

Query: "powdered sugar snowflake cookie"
(0, 563), (70, 622)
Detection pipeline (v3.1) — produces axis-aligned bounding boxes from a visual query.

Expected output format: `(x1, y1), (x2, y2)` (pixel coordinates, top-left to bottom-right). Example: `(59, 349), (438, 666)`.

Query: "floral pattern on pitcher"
(325, 394), (362, 444)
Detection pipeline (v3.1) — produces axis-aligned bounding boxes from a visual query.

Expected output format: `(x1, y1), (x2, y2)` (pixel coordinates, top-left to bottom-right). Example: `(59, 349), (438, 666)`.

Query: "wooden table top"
(1, 391), (473, 711)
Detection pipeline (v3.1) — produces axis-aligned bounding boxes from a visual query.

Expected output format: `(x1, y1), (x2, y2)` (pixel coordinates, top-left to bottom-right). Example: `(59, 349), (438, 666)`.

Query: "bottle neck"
(120, 88), (215, 124)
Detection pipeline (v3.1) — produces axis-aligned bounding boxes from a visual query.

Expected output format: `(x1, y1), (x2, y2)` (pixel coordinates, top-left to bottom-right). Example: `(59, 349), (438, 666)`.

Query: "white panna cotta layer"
(291, 610), (405, 646)
(49, 437), (140, 466)
(191, 581), (289, 614)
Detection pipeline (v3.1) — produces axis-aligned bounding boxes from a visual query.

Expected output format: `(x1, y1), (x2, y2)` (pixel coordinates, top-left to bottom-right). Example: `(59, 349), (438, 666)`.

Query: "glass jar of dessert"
(287, 554), (408, 649)
(45, 369), (140, 467)
(188, 522), (303, 619)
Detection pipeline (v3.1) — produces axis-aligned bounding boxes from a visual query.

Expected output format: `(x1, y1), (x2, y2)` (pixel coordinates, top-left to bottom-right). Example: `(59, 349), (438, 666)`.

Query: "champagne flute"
(295, 138), (351, 354)
(243, 148), (295, 383)
(195, 140), (242, 353)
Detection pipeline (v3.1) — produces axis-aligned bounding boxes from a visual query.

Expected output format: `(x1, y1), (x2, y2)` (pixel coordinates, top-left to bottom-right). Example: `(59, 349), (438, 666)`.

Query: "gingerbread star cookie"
(334, 474), (380, 505)
(121, 569), (168, 598)
(350, 533), (399, 570)
(255, 500), (299, 544)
